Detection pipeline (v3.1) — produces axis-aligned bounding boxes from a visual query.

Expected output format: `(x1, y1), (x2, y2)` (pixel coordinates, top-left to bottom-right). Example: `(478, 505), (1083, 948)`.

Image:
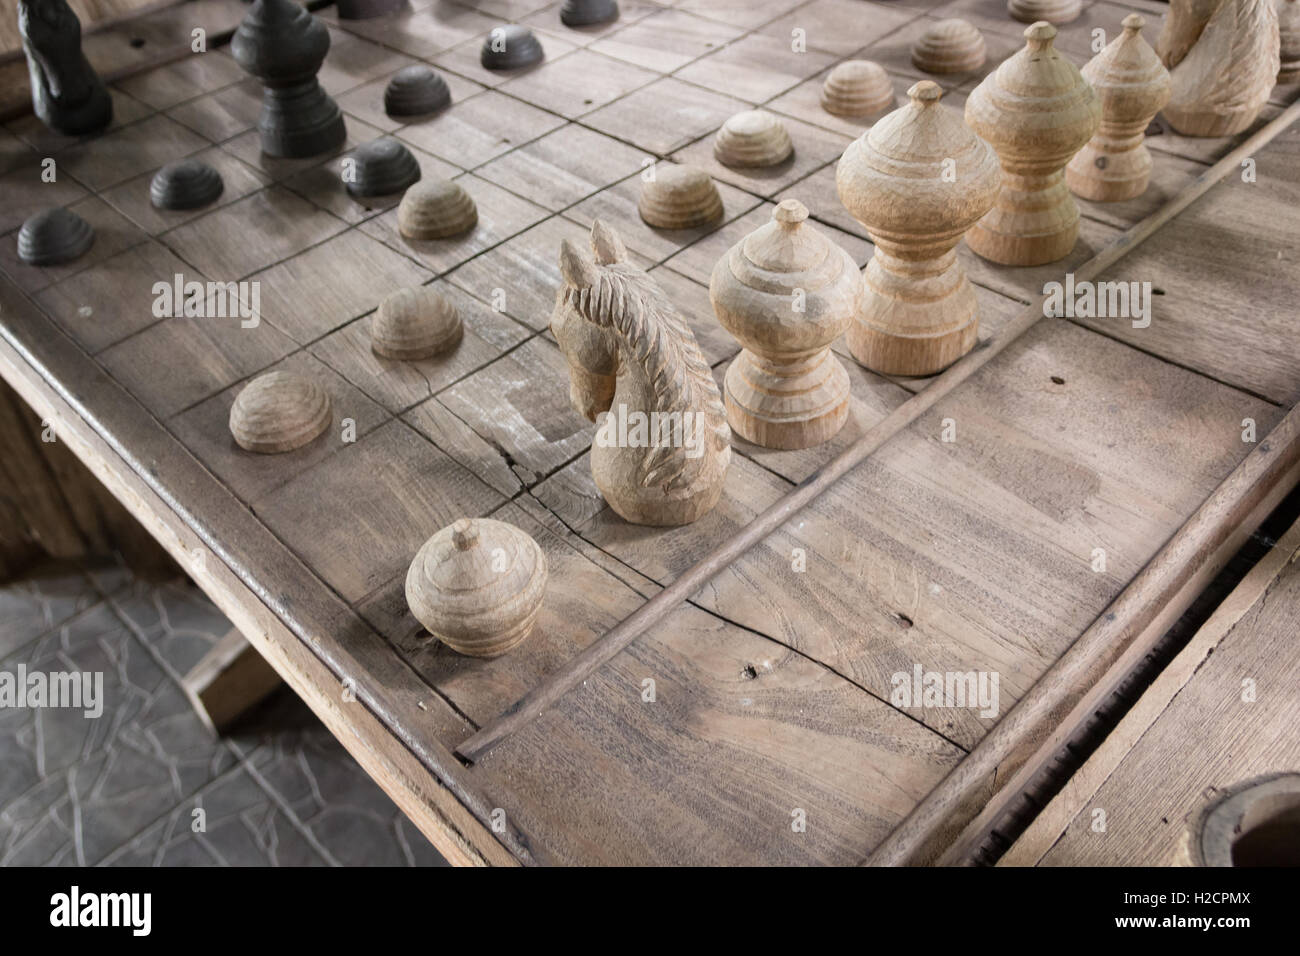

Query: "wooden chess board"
(2, 0), (1299, 866)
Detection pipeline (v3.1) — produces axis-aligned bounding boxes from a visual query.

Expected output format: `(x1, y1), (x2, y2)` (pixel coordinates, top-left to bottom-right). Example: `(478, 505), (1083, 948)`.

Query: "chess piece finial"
(709, 199), (860, 449)
(1066, 15), (1170, 202)
(1156, 0), (1223, 69)
(18, 0), (111, 136)
(405, 517), (547, 658)
(229, 371), (331, 454)
(1163, 0), (1280, 137)
(964, 22), (1101, 266)
(1280, 0), (1300, 83)
(1008, 0), (1081, 26)
(638, 164), (724, 229)
(821, 60), (895, 118)
(372, 287), (462, 360)
(837, 81), (1001, 376)
(231, 0), (347, 158)
(552, 220), (731, 525)
(912, 19), (987, 74)
(17, 207), (94, 266)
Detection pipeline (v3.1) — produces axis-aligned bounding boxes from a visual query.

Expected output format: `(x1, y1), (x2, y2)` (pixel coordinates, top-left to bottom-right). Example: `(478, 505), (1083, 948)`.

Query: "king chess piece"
(18, 0), (112, 136)
(231, 0), (346, 158)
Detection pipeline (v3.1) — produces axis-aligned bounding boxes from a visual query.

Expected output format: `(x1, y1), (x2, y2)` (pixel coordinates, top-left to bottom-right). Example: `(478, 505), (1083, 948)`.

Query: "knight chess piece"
(821, 60), (895, 118)
(150, 159), (224, 210)
(1280, 0), (1300, 83)
(912, 19), (986, 74)
(1156, 0), (1223, 69)
(553, 220), (731, 526)
(231, 0), (347, 158)
(17, 206), (94, 266)
(1164, 0), (1280, 136)
(709, 200), (859, 450)
(837, 81), (1001, 376)
(964, 22), (1101, 266)
(229, 371), (332, 454)
(17, 0), (111, 136)
(1007, 0), (1081, 25)
(1066, 15), (1170, 202)
(405, 517), (547, 658)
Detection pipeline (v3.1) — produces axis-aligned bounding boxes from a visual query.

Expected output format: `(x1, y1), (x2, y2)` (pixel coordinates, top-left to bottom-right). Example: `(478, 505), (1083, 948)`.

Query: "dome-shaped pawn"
(480, 25), (544, 70)
(1164, 0), (1280, 137)
(1008, 0), (1081, 25)
(397, 179), (478, 239)
(372, 287), (463, 360)
(709, 199), (859, 449)
(405, 517), (547, 658)
(150, 159), (224, 210)
(335, 0), (402, 20)
(345, 137), (421, 197)
(638, 164), (724, 229)
(383, 65), (451, 117)
(837, 81), (1001, 376)
(714, 110), (793, 168)
(821, 60), (896, 119)
(964, 22), (1101, 266)
(561, 0), (618, 27)
(1281, 0), (1300, 84)
(912, 19), (986, 74)
(17, 207), (95, 266)
(1066, 15), (1170, 202)
(229, 371), (331, 454)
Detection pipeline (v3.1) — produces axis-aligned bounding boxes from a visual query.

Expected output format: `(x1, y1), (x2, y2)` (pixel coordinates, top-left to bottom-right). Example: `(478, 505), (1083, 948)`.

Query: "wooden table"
(2, 0), (1299, 865)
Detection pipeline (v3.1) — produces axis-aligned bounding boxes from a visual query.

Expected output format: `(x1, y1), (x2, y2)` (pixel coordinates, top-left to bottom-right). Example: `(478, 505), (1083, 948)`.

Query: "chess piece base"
(724, 349), (850, 450)
(967, 172), (1080, 266)
(1161, 105), (1259, 138)
(258, 80), (346, 158)
(1066, 141), (1152, 202)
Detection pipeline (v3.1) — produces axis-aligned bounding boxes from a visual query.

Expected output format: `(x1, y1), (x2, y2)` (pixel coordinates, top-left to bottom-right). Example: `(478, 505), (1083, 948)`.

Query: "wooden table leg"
(182, 627), (286, 735)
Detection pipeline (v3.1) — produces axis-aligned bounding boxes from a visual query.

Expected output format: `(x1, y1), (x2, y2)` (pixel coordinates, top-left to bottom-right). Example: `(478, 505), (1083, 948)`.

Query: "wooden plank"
(1002, 516), (1300, 866)
(181, 626), (284, 734)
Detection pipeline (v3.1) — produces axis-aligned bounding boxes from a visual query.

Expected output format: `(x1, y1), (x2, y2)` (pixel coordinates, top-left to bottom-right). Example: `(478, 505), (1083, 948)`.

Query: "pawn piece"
(912, 19), (986, 74)
(335, 0), (403, 19)
(1066, 15), (1170, 202)
(561, 0), (618, 27)
(345, 137), (421, 197)
(837, 82), (1001, 376)
(150, 159), (224, 210)
(228, 371), (331, 454)
(384, 65), (451, 117)
(1156, 0), (1223, 70)
(821, 60), (896, 118)
(397, 179), (478, 239)
(709, 200), (859, 449)
(480, 25), (544, 70)
(1007, 0), (1081, 25)
(1281, 0), (1300, 84)
(638, 164), (724, 229)
(713, 110), (793, 168)
(18, 0), (112, 136)
(1164, 0), (1280, 137)
(17, 207), (95, 266)
(372, 287), (463, 360)
(405, 517), (547, 658)
(230, 0), (346, 158)
(964, 23), (1101, 266)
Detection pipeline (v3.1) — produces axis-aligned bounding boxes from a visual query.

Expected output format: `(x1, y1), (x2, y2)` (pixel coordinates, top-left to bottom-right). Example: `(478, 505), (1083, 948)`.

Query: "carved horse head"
(551, 220), (730, 525)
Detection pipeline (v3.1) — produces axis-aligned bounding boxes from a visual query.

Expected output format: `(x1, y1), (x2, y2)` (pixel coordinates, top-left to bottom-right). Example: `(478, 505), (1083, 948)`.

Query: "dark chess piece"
(18, 0), (112, 136)
(335, 0), (404, 19)
(480, 25), (544, 70)
(150, 159), (224, 210)
(384, 65), (451, 117)
(230, 0), (346, 158)
(345, 138), (421, 197)
(560, 0), (618, 28)
(18, 207), (94, 266)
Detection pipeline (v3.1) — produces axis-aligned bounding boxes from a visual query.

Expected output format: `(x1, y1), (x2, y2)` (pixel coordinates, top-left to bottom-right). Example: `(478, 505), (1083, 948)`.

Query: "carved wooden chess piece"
(231, 0), (347, 158)
(964, 22), (1100, 266)
(1008, 0), (1081, 26)
(714, 110), (793, 168)
(1066, 15), (1170, 202)
(17, 0), (111, 136)
(18, 207), (94, 265)
(912, 19), (986, 73)
(1164, 0), (1280, 137)
(229, 371), (332, 454)
(837, 81), (1001, 376)
(638, 164), (723, 229)
(1280, 0), (1300, 83)
(372, 287), (462, 360)
(821, 60), (895, 118)
(709, 199), (859, 450)
(406, 517), (547, 658)
(1157, 0), (1223, 69)
(552, 221), (731, 526)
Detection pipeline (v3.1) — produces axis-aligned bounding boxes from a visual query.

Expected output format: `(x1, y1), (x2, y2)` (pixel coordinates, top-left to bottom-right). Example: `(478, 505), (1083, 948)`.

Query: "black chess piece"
(230, 0), (346, 158)
(384, 65), (451, 117)
(480, 25), (544, 70)
(335, 0), (403, 19)
(345, 138), (421, 197)
(18, 207), (94, 266)
(560, 0), (618, 28)
(18, 0), (112, 136)
(150, 159), (224, 210)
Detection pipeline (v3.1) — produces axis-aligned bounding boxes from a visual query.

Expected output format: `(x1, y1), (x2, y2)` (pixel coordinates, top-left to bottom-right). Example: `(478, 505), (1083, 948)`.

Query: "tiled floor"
(0, 561), (445, 867)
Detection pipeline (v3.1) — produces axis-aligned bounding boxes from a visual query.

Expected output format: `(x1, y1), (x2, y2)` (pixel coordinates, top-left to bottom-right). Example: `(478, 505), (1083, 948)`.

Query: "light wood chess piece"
(1280, 0), (1300, 83)
(1008, 0), (1081, 26)
(964, 22), (1101, 266)
(1156, 0), (1223, 69)
(709, 199), (860, 450)
(1163, 0), (1280, 137)
(552, 221), (731, 526)
(1066, 14), (1171, 202)
(837, 81), (1001, 376)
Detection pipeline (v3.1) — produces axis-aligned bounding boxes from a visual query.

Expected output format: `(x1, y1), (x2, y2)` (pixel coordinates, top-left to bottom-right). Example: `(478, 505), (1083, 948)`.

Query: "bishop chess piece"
(964, 22), (1100, 266)
(837, 81), (1001, 376)
(231, 0), (346, 158)
(1066, 15), (1170, 202)
(18, 0), (111, 136)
